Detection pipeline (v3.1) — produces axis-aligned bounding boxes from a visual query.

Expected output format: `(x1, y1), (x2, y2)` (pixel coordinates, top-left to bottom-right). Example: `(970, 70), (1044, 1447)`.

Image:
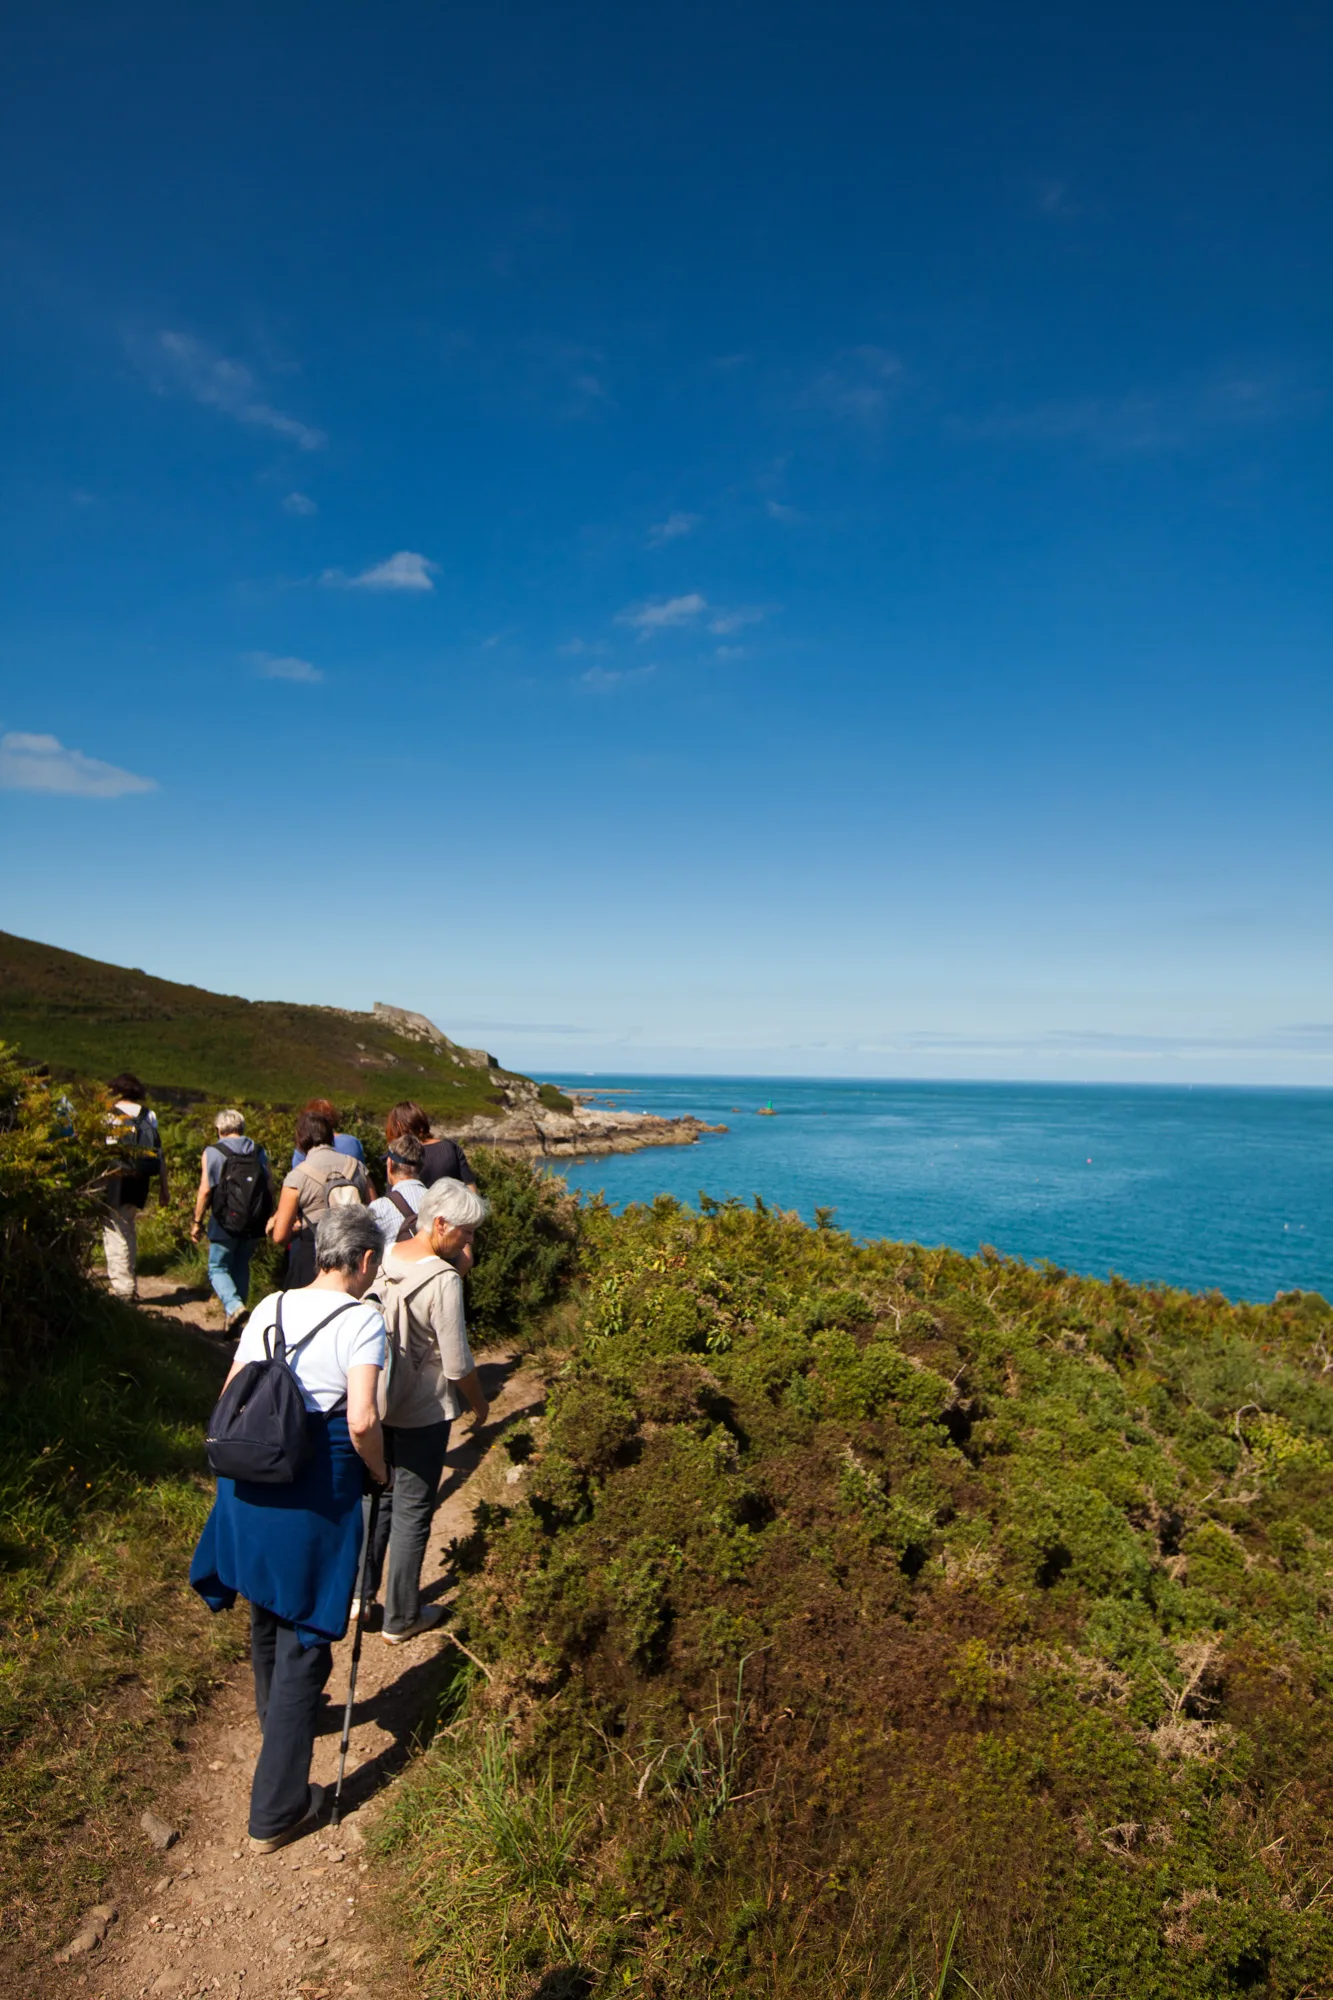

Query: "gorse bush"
(380, 1194), (1333, 1999)
(0, 1043), (107, 1382)
(0, 1044), (241, 1974)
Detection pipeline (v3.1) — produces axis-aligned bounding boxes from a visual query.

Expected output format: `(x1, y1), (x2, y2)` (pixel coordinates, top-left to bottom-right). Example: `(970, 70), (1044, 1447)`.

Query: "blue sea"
(548, 1078), (1332, 1304)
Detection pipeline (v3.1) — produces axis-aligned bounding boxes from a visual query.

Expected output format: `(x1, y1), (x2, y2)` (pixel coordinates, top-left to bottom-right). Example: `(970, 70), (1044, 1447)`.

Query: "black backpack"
(211, 1148), (275, 1239)
(205, 1297), (359, 1485)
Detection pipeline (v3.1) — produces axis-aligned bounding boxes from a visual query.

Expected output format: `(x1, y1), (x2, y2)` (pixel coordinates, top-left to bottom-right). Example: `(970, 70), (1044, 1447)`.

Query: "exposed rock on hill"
(447, 1075), (726, 1157)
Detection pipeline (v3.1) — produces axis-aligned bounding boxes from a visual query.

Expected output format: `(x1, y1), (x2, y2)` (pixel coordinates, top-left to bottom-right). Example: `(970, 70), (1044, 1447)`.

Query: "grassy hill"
(0, 927), (519, 1121)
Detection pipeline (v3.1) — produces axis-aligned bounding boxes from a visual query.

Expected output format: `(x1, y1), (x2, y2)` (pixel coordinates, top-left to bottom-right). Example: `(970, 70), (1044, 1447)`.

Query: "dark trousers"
(366, 1420), (451, 1633)
(249, 1605), (333, 1838)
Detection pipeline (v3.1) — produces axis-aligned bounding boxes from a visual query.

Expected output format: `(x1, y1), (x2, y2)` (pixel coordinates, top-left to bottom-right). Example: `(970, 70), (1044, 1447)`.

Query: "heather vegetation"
(0, 927), (519, 1119)
(379, 1193), (1333, 1999)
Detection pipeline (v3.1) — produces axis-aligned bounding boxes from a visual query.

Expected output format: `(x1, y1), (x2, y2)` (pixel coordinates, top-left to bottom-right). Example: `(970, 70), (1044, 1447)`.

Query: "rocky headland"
(448, 1077), (726, 1159)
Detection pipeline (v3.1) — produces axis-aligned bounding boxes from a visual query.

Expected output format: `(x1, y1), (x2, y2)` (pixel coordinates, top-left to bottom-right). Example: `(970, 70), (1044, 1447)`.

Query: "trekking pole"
(331, 1483), (381, 1829)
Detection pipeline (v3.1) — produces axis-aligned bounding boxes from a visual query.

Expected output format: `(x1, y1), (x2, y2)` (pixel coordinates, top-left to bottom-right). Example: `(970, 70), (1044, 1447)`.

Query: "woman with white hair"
(190, 1206), (389, 1851)
(365, 1177), (490, 1643)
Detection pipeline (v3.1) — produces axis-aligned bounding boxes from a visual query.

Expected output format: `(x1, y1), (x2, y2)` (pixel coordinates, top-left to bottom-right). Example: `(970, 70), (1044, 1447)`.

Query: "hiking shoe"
(224, 1306), (249, 1334)
(249, 1783), (327, 1854)
(382, 1606), (443, 1645)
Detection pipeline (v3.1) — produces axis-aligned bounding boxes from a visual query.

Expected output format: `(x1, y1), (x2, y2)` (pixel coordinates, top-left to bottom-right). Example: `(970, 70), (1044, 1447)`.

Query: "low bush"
(0, 1048), (240, 1974)
(378, 1195), (1333, 1998)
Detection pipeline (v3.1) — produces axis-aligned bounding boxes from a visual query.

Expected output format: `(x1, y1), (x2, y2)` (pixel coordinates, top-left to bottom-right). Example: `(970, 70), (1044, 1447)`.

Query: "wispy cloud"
(248, 652), (322, 683)
(142, 332), (326, 450)
(765, 499), (800, 522)
(805, 345), (903, 425)
(0, 731), (156, 799)
(1032, 177), (1080, 218)
(708, 604), (771, 635)
(323, 550), (438, 592)
(715, 645), (746, 661)
(647, 511), (700, 546)
(283, 491), (318, 516)
(616, 592), (707, 636)
(963, 371), (1318, 456)
(580, 664), (657, 693)
(558, 637), (610, 657)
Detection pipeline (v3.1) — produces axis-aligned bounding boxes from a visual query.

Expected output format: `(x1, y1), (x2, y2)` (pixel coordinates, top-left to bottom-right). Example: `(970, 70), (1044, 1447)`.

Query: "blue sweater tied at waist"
(190, 1408), (364, 1648)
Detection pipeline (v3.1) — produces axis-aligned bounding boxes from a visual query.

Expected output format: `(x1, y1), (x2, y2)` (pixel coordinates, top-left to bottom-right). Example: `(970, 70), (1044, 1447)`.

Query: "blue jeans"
(208, 1238), (254, 1318)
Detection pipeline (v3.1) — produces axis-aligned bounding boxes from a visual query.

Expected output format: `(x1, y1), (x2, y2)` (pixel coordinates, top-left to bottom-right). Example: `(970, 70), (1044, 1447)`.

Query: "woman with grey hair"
(191, 1206), (389, 1851)
(190, 1109), (275, 1333)
(365, 1177), (490, 1642)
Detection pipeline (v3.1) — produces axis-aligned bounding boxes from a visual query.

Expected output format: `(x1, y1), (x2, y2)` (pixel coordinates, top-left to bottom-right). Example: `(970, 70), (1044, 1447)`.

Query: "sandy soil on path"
(43, 1275), (545, 2000)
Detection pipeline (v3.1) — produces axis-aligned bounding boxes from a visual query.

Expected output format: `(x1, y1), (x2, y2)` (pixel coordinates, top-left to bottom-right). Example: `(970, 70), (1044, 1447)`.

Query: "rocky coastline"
(443, 1077), (727, 1159)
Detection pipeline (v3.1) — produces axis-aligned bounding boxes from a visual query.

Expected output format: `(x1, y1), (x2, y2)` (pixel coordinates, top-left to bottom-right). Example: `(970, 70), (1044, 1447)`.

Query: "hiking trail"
(45, 1274), (544, 2000)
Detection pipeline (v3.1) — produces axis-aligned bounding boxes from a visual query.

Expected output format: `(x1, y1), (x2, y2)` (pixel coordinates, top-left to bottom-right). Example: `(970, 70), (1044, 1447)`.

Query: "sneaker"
(224, 1306), (249, 1334)
(250, 1783), (327, 1854)
(382, 1605), (444, 1645)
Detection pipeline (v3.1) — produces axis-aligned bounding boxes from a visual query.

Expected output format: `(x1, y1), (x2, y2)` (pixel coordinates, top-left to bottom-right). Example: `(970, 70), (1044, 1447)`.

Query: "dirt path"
(48, 1276), (544, 2000)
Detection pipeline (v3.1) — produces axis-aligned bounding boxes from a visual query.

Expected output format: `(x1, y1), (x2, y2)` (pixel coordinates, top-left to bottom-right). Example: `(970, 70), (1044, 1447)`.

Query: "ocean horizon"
(548, 1075), (1333, 1305)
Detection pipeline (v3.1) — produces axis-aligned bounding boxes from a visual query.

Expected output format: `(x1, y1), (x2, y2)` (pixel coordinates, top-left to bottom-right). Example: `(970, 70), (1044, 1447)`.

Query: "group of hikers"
(99, 1076), (491, 1854)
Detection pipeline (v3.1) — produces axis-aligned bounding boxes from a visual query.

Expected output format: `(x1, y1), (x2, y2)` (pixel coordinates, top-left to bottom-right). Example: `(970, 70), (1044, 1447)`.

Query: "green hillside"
(0, 928), (517, 1120)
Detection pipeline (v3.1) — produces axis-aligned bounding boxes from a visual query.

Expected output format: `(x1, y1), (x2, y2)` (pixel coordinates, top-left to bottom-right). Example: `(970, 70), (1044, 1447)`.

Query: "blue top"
(190, 1408), (365, 1648)
(290, 1131), (366, 1170)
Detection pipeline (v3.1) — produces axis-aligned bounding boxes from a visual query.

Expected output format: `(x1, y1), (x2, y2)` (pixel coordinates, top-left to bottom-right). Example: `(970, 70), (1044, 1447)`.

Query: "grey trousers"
(365, 1420), (451, 1633)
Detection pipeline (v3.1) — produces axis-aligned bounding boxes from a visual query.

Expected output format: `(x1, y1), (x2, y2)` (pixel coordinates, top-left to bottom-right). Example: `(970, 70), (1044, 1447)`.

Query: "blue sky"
(1, 0), (1329, 1082)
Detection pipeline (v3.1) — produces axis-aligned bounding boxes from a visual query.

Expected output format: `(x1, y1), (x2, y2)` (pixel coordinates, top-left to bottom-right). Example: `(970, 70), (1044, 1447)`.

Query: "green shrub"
(383, 1194), (1333, 1997)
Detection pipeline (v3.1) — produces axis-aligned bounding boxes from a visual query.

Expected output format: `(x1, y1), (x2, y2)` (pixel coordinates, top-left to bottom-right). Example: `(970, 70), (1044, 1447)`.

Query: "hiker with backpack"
(99, 1072), (169, 1301)
(190, 1205), (390, 1853)
(270, 1109), (369, 1289)
(363, 1177), (490, 1643)
(291, 1098), (375, 1192)
(190, 1110), (275, 1332)
(367, 1132), (428, 1250)
(384, 1099), (476, 1193)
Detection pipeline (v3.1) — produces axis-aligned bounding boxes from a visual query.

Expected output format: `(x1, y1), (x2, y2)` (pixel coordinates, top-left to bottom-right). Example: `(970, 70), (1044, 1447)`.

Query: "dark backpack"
(211, 1148), (274, 1239)
(204, 1297), (359, 1485)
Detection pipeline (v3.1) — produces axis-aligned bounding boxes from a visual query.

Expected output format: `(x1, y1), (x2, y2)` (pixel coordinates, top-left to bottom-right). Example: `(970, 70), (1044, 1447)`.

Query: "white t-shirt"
(235, 1290), (386, 1413)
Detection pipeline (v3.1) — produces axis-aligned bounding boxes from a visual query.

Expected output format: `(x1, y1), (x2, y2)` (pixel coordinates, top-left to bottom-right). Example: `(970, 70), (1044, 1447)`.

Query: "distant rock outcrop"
(443, 1075), (726, 1158)
(371, 1002), (495, 1071)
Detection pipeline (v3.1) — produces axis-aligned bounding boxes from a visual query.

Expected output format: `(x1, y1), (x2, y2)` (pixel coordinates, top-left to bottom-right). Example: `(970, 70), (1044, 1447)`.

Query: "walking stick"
(331, 1483), (381, 1829)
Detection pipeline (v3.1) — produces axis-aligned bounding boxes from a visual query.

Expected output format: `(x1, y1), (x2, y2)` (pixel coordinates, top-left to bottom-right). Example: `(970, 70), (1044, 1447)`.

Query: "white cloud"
(580, 664), (657, 692)
(148, 332), (326, 450)
(715, 645), (746, 660)
(806, 345), (902, 425)
(249, 653), (322, 683)
(765, 499), (800, 522)
(708, 604), (770, 635)
(325, 550), (438, 592)
(0, 732), (156, 799)
(283, 491), (318, 515)
(616, 592), (707, 636)
(647, 511), (700, 546)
